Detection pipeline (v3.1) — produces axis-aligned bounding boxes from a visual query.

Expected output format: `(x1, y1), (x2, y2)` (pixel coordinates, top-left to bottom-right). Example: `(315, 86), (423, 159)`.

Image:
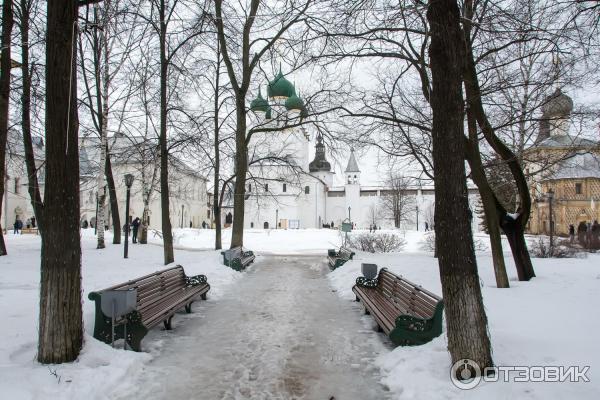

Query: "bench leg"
(376, 324), (383, 333)
(364, 307), (370, 315)
(163, 316), (174, 330)
(355, 295), (360, 302)
(201, 292), (207, 300)
(185, 303), (193, 313)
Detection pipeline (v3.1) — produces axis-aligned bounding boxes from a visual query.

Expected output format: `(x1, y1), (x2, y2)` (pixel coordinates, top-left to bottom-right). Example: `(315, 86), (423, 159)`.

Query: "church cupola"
(250, 87), (270, 113)
(309, 133), (331, 172)
(536, 88), (573, 142)
(267, 68), (296, 100)
(345, 148), (360, 185)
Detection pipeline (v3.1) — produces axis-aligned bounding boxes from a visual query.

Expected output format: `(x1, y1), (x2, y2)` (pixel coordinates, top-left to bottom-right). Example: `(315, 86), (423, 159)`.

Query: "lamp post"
(416, 204), (419, 231)
(547, 188), (554, 248)
(181, 204), (184, 228)
(348, 206), (351, 224)
(275, 209), (279, 229)
(124, 173), (134, 259)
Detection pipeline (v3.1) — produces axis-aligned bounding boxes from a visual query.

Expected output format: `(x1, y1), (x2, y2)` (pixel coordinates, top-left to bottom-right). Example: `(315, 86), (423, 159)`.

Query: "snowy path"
(116, 256), (392, 400)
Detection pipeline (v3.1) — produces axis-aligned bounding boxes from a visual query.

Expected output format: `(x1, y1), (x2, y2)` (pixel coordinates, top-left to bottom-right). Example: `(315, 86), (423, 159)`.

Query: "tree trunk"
(105, 147), (121, 243)
(230, 98), (248, 248)
(427, 0), (493, 369)
(500, 214), (536, 281)
(466, 107), (509, 288)
(38, 0), (83, 363)
(19, 0), (44, 233)
(0, 0), (14, 256)
(214, 40), (222, 250)
(139, 200), (149, 244)
(159, 1), (174, 264)
(94, 2), (110, 249)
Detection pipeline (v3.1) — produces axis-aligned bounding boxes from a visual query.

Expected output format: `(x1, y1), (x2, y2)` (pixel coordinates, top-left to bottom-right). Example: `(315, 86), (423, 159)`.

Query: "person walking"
(569, 224), (575, 245)
(592, 220), (600, 250)
(13, 217), (23, 234)
(131, 217), (141, 244)
(425, 222), (429, 231)
(577, 221), (587, 247)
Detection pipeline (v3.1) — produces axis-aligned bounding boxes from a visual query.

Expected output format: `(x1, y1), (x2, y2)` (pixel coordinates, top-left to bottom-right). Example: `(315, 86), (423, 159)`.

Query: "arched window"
(248, 184), (252, 192)
(265, 184), (269, 192)
(353, 174), (357, 184)
(263, 221), (269, 229)
(283, 183), (287, 192)
(305, 186), (310, 194)
(251, 222), (254, 228)
(347, 176), (351, 184)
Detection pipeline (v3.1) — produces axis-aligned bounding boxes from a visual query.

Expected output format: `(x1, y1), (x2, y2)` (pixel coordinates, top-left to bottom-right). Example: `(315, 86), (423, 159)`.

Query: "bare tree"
(379, 172), (415, 228)
(0, 0), (14, 256)
(38, 0), (83, 364)
(427, 0), (493, 371)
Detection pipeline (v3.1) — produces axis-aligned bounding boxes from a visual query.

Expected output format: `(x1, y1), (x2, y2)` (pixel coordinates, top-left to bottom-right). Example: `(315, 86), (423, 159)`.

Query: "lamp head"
(124, 174), (134, 188)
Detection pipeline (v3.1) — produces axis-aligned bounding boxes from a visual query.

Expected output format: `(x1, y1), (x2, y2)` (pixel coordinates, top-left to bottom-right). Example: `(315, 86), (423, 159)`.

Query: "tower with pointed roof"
(345, 148), (361, 185)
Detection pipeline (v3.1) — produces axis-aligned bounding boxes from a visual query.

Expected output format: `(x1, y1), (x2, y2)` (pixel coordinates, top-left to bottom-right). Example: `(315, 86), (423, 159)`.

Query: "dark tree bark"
(38, 0), (83, 363)
(213, 40), (222, 250)
(159, 0), (174, 264)
(105, 143), (121, 243)
(465, 109), (509, 288)
(462, 0), (535, 281)
(427, 0), (493, 369)
(0, 0), (14, 256)
(18, 0), (45, 233)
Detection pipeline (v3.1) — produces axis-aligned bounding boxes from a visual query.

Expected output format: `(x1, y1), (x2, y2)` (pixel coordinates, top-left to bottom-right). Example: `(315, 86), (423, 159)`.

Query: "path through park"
(117, 256), (392, 400)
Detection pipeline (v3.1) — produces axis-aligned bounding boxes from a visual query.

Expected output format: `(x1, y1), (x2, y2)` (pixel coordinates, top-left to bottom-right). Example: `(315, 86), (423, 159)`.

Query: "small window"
(575, 183), (582, 195)
(305, 186), (310, 194)
(14, 178), (19, 194)
(251, 222), (254, 228)
(207, 209), (211, 218)
(283, 183), (287, 193)
(347, 176), (351, 184)
(248, 184), (252, 192)
(265, 184), (269, 192)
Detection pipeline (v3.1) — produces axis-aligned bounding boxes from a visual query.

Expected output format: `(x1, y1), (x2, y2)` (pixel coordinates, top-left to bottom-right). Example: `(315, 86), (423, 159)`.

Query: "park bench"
(327, 246), (355, 269)
(88, 265), (210, 351)
(221, 246), (255, 271)
(353, 267), (444, 346)
(21, 227), (38, 234)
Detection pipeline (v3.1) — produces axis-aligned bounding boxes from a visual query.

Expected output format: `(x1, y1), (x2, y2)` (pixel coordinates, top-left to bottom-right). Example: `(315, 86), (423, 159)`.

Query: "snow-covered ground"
(1, 227), (598, 399)
(329, 241), (600, 399)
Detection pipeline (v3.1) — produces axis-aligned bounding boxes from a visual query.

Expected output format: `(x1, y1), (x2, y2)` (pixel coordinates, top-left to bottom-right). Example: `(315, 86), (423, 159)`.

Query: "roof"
(345, 148), (360, 173)
(531, 134), (598, 150)
(544, 153), (600, 180)
(267, 69), (296, 99)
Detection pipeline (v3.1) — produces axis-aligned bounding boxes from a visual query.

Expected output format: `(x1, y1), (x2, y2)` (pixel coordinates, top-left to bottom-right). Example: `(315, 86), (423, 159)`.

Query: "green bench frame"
(221, 246), (255, 271)
(327, 246), (355, 269)
(353, 268), (444, 346)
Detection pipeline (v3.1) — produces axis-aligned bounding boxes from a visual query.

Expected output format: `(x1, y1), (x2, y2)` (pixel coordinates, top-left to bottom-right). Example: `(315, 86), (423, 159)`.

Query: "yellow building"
(524, 89), (600, 235)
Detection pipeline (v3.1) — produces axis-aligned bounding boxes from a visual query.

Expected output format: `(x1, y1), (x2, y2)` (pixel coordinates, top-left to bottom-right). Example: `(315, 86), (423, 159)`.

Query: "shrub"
(347, 232), (406, 253)
(529, 237), (584, 258)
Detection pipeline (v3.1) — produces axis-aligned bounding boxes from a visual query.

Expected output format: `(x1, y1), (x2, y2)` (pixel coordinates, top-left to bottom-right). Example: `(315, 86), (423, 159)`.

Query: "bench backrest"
(95, 266), (187, 314)
(377, 269), (442, 320)
(223, 247), (243, 261)
(339, 247), (354, 259)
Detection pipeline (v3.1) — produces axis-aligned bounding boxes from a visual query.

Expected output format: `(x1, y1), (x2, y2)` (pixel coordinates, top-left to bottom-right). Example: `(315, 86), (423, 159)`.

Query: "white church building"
(242, 70), (482, 232)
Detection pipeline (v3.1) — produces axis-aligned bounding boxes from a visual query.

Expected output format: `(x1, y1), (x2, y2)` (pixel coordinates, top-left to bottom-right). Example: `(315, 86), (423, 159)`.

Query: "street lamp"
(124, 173), (134, 259)
(547, 188), (554, 248)
(416, 204), (419, 231)
(181, 204), (184, 228)
(275, 209), (279, 229)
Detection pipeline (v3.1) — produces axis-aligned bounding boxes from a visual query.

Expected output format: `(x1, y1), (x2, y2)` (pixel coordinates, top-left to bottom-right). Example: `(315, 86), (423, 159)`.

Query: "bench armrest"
(355, 276), (378, 288)
(327, 249), (337, 257)
(242, 250), (254, 257)
(186, 274), (208, 287)
(396, 314), (433, 332)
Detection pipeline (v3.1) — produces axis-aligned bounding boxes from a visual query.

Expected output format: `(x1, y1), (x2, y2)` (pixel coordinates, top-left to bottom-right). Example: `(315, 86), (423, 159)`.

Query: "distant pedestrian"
(26, 218), (32, 229)
(331, 221), (334, 228)
(31, 216), (36, 228)
(592, 220), (600, 249)
(13, 217), (23, 234)
(202, 221), (206, 229)
(83, 220), (89, 229)
(131, 217), (141, 243)
(568, 224), (575, 244)
(577, 221), (587, 247)
(425, 222), (429, 231)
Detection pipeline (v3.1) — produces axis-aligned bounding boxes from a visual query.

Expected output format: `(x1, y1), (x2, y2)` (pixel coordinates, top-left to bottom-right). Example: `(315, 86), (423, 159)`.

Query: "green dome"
(284, 92), (305, 112)
(250, 88), (269, 113)
(267, 70), (296, 99)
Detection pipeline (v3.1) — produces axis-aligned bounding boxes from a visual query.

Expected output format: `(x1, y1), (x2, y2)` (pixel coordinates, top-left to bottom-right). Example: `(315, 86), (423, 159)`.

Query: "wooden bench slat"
(353, 268), (444, 346)
(88, 265), (210, 351)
